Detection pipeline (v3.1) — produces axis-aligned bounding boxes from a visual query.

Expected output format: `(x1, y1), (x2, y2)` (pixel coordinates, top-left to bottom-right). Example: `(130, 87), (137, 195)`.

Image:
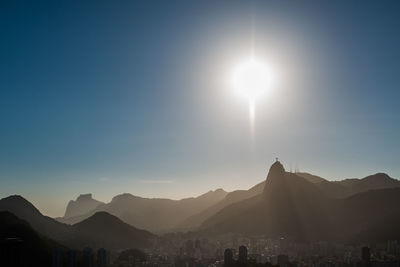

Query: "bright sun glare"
(230, 57), (271, 129)
(231, 57), (270, 101)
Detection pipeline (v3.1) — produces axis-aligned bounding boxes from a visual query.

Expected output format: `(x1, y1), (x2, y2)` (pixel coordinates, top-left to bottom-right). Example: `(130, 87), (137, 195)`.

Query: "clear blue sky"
(1, 0), (399, 216)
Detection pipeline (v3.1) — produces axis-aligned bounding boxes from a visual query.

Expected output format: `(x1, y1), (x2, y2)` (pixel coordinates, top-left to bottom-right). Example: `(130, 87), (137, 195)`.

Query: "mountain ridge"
(58, 189), (228, 233)
(66, 211), (155, 250)
(200, 161), (400, 242)
(0, 196), (155, 251)
(56, 169), (400, 232)
(0, 211), (65, 267)
(64, 193), (105, 219)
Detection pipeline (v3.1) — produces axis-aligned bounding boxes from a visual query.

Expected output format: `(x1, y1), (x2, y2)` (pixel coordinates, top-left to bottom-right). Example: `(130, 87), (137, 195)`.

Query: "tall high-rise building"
(67, 250), (77, 267)
(0, 238), (23, 267)
(224, 248), (234, 267)
(277, 254), (289, 267)
(97, 248), (108, 267)
(362, 246), (371, 265)
(83, 247), (94, 267)
(185, 239), (194, 257)
(52, 247), (63, 267)
(238, 245), (248, 264)
(195, 239), (201, 250)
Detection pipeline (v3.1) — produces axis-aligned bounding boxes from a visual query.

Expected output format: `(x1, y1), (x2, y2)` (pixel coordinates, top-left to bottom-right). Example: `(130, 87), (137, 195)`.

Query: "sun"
(230, 57), (271, 128)
(231, 57), (270, 102)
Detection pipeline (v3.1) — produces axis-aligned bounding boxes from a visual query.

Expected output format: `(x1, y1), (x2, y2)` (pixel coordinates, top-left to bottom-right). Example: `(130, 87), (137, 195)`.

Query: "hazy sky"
(1, 0), (400, 217)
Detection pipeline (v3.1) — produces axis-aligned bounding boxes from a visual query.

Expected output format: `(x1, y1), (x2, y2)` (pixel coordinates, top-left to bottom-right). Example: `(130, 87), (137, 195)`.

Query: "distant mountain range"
(56, 166), (400, 234)
(63, 193), (105, 218)
(178, 181), (265, 230)
(297, 172), (400, 199)
(58, 189), (228, 232)
(1, 161), (400, 246)
(0, 196), (154, 251)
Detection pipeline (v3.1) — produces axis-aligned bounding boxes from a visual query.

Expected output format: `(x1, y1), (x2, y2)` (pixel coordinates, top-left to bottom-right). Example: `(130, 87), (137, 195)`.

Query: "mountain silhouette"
(178, 171), (337, 230)
(57, 168), (400, 233)
(260, 171), (400, 200)
(54, 165), (400, 234)
(63, 193), (104, 219)
(178, 181), (264, 230)
(335, 173), (400, 195)
(334, 187), (400, 242)
(200, 161), (400, 241)
(66, 211), (155, 250)
(300, 172), (400, 199)
(0, 211), (64, 267)
(58, 189), (228, 232)
(295, 172), (327, 183)
(201, 161), (335, 240)
(0, 195), (69, 240)
(0, 196), (155, 250)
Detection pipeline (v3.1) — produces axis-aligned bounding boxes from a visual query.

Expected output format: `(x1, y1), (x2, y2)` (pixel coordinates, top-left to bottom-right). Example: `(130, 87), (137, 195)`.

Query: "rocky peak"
(263, 160), (287, 195)
(76, 194), (93, 202)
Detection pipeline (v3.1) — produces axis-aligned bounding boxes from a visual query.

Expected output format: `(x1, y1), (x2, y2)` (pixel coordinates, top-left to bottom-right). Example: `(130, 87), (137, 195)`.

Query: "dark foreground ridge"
(0, 196), (155, 252)
(0, 211), (63, 266)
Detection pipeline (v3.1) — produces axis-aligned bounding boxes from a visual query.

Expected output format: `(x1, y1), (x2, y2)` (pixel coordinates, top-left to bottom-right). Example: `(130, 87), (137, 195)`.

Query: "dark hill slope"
(179, 181), (264, 230)
(67, 212), (155, 250)
(0, 196), (155, 250)
(202, 161), (335, 240)
(0, 211), (64, 267)
(0, 195), (69, 240)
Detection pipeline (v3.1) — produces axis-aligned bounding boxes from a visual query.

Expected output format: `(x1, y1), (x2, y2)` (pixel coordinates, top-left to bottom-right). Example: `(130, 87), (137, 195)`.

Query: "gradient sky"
(1, 0), (400, 217)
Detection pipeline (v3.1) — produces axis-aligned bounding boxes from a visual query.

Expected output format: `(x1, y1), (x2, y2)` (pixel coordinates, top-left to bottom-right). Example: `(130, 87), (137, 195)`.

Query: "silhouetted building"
(0, 238), (23, 267)
(388, 241), (399, 256)
(52, 247), (63, 267)
(194, 239), (202, 260)
(97, 248), (108, 267)
(67, 250), (77, 267)
(362, 246), (371, 267)
(179, 247), (184, 257)
(185, 239), (195, 257)
(238, 245), (248, 265)
(362, 247), (370, 262)
(278, 254), (289, 267)
(224, 248), (234, 267)
(195, 239), (201, 249)
(83, 247), (94, 267)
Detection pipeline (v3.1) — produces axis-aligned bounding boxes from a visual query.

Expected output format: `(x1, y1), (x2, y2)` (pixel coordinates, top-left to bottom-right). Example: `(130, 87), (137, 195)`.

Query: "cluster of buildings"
(143, 236), (400, 267)
(52, 247), (109, 267)
(3, 235), (400, 267)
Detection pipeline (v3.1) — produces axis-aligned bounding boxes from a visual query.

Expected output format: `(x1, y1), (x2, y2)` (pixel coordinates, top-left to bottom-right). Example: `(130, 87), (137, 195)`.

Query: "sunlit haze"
(230, 56), (272, 130)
